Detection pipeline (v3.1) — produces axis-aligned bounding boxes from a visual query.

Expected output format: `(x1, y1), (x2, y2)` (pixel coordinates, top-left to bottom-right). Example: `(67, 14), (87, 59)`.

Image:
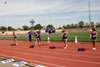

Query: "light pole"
(6, 26), (8, 35)
(4, 0), (8, 35)
(88, 0), (91, 28)
(30, 19), (35, 32)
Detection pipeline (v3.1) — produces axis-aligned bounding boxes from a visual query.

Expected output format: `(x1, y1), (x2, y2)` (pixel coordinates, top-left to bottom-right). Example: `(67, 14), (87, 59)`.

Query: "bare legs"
(92, 40), (96, 50)
(14, 39), (17, 45)
(64, 39), (68, 49)
(35, 38), (41, 46)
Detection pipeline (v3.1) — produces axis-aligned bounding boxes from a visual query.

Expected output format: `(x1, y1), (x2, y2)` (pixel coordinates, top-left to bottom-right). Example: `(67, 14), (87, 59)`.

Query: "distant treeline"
(0, 21), (100, 31)
(62, 21), (100, 29)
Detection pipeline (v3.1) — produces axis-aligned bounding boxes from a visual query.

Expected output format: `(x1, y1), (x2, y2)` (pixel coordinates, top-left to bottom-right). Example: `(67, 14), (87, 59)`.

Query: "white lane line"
(0, 49), (100, 65)
(0, 54), (66, 67)
(0, 46), (100, 59)
(1, 44), (100, 54)
(42, 48), (100, 54)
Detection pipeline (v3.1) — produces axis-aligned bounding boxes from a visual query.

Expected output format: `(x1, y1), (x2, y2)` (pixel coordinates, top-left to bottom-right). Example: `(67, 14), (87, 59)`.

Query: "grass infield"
(0, 31), (100, 42)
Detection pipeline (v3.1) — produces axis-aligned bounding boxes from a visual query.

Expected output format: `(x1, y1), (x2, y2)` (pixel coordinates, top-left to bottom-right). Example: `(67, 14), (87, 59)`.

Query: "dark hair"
(33, 32), (38, 36)
(92, 28), (96, 32)
(37, 31), (40, 34)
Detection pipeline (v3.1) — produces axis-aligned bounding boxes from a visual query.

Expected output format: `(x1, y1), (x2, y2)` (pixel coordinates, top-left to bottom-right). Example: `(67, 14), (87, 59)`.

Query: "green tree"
(0, 26), (7, 31)
(70, 24), (75, 28)
(66, 24), (71, 29)
(47, 24), (54, 29)
(22, 25), (29, 31)
(29, 27), (32, 30)
(79, 21), (84, 28)
(34, 24), (43, 30)
(96, 22), (100, 28)
(85, 22), (90, 28)
(63, 25), (67, 29)
(90, 22), (94, 28)
(8, 26), (15, 31)
(17, 28), (23, 31)
(74, 24), (79, 28)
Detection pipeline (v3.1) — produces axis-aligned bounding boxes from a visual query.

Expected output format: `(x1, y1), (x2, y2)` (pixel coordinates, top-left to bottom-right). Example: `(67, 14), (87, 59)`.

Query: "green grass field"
(0, 31), (100, 42)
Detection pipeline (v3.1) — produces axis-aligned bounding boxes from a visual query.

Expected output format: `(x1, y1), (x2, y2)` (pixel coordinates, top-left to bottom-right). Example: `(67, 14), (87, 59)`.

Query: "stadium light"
(88, 0), (91, 28)
(4, 0), (8, 35)
(30, 19), (35, 32)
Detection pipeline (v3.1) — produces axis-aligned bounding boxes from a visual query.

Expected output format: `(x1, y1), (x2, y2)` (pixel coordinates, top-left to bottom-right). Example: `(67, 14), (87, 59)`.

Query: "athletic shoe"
(15, 43), (17, 45)
(35, 43), (37, 46)
(64, 47), (67, 49)
(64, 45), (68, 49)
(39, 43), (40, 45)
(92, 48), (96, 50)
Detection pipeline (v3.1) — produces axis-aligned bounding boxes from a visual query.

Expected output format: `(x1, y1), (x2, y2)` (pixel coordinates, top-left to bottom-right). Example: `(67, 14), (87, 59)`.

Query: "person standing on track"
(90, 25), (98, 32)
(37, 30), (42, 42)
(62, 29), (68, 49)
(90, 28), (98, 50)
(28, 31), (32, 45)
(13, 31), (17, 45)
(61, 27), (65, 42)
(33, 31), (41, 45)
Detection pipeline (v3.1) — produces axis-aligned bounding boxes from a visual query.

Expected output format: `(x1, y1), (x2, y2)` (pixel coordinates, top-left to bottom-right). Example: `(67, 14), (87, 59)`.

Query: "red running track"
(0, 40), (100, 67)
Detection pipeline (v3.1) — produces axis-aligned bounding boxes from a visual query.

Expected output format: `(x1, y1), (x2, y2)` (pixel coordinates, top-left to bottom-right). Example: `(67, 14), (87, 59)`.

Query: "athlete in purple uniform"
(28, 31), (32, 45)
(62, 29), (68, 49)
(13, 31), (17, 45)
(90, 28), (98, 50)
(33, 31), (41, 45)
(37, 30), (41, 42)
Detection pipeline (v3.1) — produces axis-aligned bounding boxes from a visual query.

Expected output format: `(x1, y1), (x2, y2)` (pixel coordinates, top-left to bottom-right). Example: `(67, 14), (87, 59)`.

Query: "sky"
(0, 0), (100, 28)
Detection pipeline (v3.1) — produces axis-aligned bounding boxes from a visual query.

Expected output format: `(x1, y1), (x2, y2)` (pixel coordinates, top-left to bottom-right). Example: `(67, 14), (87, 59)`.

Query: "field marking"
(1, 42), (100, 54)
(0, 54), (66, 67)
(42, 48), (100, 53)
(0, 49), (100, 65)
(0, 46), (100, 59)
(12, 46), (100, 54)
